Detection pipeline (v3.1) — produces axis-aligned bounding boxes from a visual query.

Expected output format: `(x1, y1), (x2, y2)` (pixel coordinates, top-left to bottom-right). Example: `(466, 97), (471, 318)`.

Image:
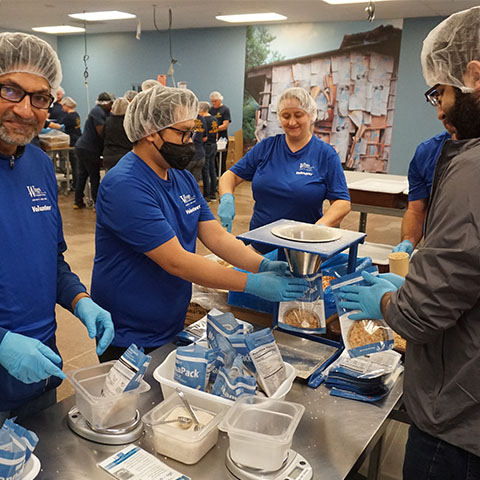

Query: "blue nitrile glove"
(218, 193), (235, 233)
(258, 258), (289, 275)
(378, 272), (405, 289)
(338, 271), (398, 320)
(60, 124), (66, 132)
(392, 240), (414, 257)
(0, 331), (65, 384)
(74, 297), (114, 356)
(244, 272), (309, 302)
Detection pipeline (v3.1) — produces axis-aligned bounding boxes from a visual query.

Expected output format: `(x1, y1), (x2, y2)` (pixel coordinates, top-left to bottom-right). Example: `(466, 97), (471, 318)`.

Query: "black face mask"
(153, 139), (195, 170)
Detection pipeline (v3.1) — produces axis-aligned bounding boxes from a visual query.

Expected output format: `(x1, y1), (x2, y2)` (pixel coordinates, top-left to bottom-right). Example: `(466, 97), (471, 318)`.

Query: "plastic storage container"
(153, 349), (296, 407)
(38, 131), (70, 150)
(219, 396), (305, 471)
(67, 361), (150, 429)
(142, 391), (227, 464)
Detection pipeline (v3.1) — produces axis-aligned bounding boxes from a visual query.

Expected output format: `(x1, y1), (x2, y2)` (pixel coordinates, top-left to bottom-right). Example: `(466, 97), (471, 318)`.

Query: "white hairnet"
(210, 91), (223, 101)
(142, 79), (160, 91)
(198, 101), (210, 112)
(277, 87), (317, 121)
(111, 97), (128, 116)
(124, 85), (199, 143)
(96, 91), (115, 105)
(124, 89), (138, 101)
(0, 32), (62, 93)
(421, 6), (480, 93)
(61, 96), (76, 108)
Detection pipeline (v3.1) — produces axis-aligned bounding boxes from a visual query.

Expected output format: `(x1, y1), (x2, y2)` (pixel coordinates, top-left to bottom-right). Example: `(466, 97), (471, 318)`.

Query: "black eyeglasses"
(0, 84), (54, 110)
(165, 126), (195, 144)
(424, 84), (441, 107)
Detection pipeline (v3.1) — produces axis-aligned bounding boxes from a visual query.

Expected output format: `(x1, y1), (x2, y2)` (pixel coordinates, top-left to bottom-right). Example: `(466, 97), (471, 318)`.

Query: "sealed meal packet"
(330, 267), (394, 358)
(276, 272), (326, 334)
(101, 344), (151, 397)
(174, 344), (216, 390)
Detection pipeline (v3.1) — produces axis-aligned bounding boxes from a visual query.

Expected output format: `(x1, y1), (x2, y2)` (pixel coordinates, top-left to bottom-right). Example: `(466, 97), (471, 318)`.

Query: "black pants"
(403, 424), (480, 479)
(202, 143), (217, 197)
(75, 147), (101, 206)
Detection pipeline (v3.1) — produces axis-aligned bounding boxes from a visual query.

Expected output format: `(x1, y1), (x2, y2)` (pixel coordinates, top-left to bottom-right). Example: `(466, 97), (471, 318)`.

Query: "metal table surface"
(22, 343), (403, 480)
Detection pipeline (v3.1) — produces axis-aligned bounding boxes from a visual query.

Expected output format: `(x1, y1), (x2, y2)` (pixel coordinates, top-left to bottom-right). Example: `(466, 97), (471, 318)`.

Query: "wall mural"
(243, 24), (403, 173)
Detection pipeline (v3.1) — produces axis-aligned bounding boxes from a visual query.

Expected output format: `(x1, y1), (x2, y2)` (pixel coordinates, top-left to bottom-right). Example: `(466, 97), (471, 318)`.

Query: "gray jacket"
(386, 138), (480, 456)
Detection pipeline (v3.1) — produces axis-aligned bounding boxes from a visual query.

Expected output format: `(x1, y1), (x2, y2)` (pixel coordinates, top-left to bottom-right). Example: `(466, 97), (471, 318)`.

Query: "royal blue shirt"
(231, 134), (350, 233)
(92, 151), (215, 348)
(0, 144), (86, 410)
(408, 131), (451, 202)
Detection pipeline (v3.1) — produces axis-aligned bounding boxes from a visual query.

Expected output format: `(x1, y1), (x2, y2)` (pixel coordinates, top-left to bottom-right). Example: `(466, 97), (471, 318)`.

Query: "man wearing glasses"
(91, 85), (309, 362)
(0, 32), (114, 423)
(339, 7), (480, 479)
(391, 90), (456, 256)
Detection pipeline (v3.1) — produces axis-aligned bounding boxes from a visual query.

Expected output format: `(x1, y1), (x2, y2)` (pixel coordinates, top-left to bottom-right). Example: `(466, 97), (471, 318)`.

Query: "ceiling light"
(68, 11), (136, 22)
(32, 25), (86, 34)
(216, 13), (287, 23)
(323, 0), (389, 4)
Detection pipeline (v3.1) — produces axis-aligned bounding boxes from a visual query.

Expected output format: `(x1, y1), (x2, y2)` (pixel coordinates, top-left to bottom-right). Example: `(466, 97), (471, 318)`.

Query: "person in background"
(74, 91), (114, 209)
(209, 90), (230, 175)
(199, 101), (218, 202)
(218, 87), (351, 250)
(339, 7), (480, 478)
(47, 86), (65, 124)
(123, 90), (138, 102)
(91, 85), (309, 361)
(141, 79), (160, 91)
(0, 32), (113, 423)
(392, 118), (456, 256)
(102, 97), (133, 171)
(186, 109), (207, 182)
(58, 96), (81, 191)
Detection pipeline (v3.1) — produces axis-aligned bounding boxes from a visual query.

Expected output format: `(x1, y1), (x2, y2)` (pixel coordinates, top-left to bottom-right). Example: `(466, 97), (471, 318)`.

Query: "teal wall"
(57, 27), (246, 136)
(56, 17), (446, 175)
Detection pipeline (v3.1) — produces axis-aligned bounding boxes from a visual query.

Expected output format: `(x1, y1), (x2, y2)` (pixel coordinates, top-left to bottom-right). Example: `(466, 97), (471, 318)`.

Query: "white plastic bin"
(219, 396), (305, 471)
(66, 361), (150, 429)
(153, 349), (296, 407)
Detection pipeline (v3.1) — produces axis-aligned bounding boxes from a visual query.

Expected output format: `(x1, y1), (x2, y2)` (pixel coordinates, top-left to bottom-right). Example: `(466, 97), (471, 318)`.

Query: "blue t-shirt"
(231, 134), (350, 233)
(92, 151), (215, 348)
(0, 144), (85, 410)
(75, 104), (108, 155)
(408, 131), (451, 202)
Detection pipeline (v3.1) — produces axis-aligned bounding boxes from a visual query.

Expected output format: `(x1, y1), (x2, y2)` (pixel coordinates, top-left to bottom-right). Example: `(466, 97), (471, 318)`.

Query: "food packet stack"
(320, 349), (403, 403)
(0, 419), (38, 480)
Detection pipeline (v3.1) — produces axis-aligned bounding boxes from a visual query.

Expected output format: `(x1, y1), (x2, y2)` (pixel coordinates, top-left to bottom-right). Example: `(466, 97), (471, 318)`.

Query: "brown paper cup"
(389, 251), (409, 277)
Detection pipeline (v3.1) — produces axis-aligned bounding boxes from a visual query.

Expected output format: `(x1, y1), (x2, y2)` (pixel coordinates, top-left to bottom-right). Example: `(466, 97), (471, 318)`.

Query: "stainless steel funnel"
(284, 248), (322, 276)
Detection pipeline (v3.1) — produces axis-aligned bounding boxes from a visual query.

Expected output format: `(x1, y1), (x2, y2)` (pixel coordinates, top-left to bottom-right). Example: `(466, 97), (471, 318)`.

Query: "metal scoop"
(151, 415), (193, 429)
(175, 387), (202, 431)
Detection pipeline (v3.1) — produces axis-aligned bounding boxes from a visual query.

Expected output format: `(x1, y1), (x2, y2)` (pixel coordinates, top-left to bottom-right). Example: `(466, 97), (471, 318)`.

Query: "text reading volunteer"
(91, 85), (309, 361)
(0, 32), (113, 422)
(339, 7), (480, 479)
(218, 87), (351, 251)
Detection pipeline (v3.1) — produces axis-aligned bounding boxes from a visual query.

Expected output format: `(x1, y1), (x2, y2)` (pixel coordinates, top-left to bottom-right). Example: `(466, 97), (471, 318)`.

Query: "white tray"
(348, 178), (408, 194)
(22, 454), (41, 480)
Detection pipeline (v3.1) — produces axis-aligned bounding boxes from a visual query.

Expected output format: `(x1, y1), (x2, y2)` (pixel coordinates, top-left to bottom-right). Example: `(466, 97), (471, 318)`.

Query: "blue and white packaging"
(330, 267), (394, 358)
(207, 312), (248, 348)
(211, 355), (257, 400)
(174, 344), (216, 391)
(101, 343), (151, 396)
(228, 334), (256, 373)
(0, 419), (38, 480)
(244, 328), (286, 397)
(276, 272), (326, 334)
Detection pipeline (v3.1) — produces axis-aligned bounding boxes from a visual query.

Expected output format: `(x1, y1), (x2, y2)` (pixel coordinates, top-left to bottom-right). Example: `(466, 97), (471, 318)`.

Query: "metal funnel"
(284, 248), (322, 277)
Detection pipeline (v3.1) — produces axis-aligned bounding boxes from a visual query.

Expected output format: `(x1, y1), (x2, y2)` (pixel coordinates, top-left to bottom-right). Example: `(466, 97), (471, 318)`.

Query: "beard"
(0, 112), (41, 146)
(445, 89), (480, 140)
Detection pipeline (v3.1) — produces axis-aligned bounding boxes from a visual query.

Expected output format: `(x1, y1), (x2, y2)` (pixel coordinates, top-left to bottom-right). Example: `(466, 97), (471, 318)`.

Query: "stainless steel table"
(22, 343), (403, 480)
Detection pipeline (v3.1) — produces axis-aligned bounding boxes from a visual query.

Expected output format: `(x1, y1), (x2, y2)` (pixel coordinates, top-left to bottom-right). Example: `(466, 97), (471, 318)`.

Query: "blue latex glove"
(60, 124), (66, 132)
(0, 331), (65, 384)
(392, 240), (414, 257)
(244, 272), (309, 302)
(338, 271), (398, 320)
(378, 272), (405, 289)
(218, 193), (235, 233)
(258, 258), (289, 275)
(74, 297), (114, 356)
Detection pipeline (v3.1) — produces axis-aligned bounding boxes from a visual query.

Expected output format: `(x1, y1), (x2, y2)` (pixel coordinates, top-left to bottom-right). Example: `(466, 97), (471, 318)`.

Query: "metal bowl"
(284, 248), (322, 276)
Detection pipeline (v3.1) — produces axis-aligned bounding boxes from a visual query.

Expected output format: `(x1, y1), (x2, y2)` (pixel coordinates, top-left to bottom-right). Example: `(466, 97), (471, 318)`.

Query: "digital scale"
(225, 449), (313, 480)
(67, 406), (144, 445)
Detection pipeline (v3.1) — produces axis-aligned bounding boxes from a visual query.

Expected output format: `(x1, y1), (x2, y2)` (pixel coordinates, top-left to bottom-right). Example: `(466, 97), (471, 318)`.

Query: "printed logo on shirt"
(179, 193), (196, 205)
(296, 162), (314, 176)
(26, 184), (52, 212)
